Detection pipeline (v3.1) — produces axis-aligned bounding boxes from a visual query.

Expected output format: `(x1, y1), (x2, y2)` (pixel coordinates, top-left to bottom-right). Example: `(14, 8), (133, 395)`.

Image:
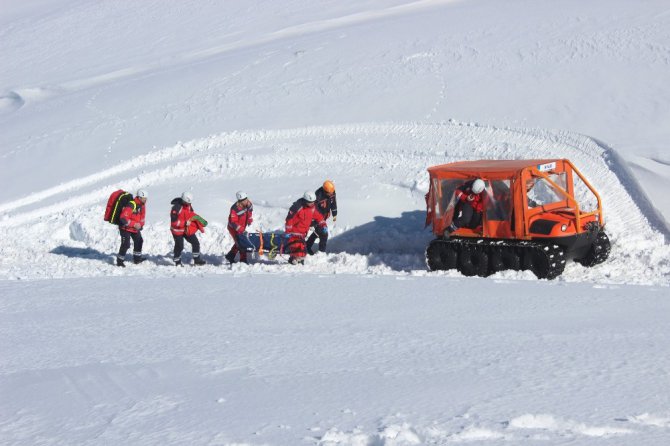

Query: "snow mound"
(0, 90), (24, 114)
(317, 423), (421, 445)
(510, 413), (633, 437)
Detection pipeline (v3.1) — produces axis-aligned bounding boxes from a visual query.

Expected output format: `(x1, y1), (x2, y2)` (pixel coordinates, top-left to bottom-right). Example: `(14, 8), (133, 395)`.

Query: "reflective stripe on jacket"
(455, 183), (487, 214)
(170, 198), (197, 236)
(285, 199), (325, 237)
(314, 187), (337, 219)
(119, 199), (145, 233)
(228, 201), (253, 234)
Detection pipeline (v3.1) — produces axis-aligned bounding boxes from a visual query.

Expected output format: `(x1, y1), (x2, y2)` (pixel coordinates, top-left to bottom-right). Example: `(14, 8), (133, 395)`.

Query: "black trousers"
(118, 229), (143, 258)
(306, 225), (329, 253)
(453, 202), (482, 229)
(173, 233), (200, 260)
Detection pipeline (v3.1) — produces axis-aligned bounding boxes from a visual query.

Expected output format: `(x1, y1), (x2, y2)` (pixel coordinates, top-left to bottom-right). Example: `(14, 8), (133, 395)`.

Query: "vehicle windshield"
(527, 173), (567, 208)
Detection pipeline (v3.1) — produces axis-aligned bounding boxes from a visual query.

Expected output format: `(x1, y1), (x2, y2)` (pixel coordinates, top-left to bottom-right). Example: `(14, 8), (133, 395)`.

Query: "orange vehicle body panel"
(426, 159), (604, 240)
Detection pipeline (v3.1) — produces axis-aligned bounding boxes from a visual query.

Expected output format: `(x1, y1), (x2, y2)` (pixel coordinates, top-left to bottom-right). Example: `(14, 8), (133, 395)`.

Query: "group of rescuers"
(115, 180), (338, 267)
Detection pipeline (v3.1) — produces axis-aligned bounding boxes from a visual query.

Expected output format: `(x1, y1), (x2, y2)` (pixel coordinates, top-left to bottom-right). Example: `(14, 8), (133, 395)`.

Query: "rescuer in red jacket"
(285, 191), (326, 265)
(170, 192), (206, 266)
(225, 191), (254, 264)
(116, 189), (148, 267)
(445, 178), (488, 237)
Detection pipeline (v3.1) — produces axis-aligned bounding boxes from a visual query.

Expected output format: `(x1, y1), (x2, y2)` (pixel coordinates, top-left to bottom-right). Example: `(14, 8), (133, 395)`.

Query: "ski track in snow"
(0, 121), (668, 284)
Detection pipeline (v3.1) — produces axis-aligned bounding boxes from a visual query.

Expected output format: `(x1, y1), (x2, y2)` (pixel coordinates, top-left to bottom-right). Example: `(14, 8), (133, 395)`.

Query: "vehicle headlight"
(561, 224), (568, 232)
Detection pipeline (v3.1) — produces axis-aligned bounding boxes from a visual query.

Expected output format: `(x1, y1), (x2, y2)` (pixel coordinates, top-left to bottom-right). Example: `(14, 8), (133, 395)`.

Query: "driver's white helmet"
(472, 179), (485, 194)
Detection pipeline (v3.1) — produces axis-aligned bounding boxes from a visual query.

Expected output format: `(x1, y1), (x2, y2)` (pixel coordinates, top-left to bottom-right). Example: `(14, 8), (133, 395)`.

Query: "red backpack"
(104, 190), (133, 225)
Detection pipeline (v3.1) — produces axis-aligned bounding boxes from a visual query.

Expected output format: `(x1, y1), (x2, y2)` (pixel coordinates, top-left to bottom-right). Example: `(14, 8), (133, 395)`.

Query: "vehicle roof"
(427, 159), (562, 176)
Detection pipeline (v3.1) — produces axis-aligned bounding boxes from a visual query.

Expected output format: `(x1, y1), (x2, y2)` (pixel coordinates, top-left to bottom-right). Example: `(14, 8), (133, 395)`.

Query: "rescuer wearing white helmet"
(170, 191), (208, 266)
(471, 178), (485, 194)
(225, 191), (254, 264)
(445, 178), (488, 238)
(284, 190), (327, 265)
(116, 189), (149, 267)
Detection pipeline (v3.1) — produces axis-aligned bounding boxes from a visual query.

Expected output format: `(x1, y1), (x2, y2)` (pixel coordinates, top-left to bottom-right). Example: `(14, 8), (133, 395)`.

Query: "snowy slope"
(2, 0), (670, 224)
(1, 1), (670, 445)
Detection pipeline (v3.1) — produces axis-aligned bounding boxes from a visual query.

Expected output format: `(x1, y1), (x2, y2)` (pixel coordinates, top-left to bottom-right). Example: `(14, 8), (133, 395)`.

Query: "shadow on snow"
(51, 212), (433, 272)
(328, 210), (433, 272)
(50, 246), (222, 267)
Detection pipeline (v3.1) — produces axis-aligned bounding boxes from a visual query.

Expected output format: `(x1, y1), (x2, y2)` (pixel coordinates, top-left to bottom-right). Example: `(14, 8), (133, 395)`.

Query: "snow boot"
(133, 255), (146, 265)
(225, 252), (237, 264)
(116, 257), (126, 267)
(193, 256), (207, 266)
(175, 259), (183, 267)
(288, 256), (304, 265)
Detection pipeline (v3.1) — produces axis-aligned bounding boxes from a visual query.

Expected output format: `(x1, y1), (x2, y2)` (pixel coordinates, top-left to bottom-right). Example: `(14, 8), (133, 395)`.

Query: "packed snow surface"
(2, 276), (670, 445)
(1, 0), (669, 445)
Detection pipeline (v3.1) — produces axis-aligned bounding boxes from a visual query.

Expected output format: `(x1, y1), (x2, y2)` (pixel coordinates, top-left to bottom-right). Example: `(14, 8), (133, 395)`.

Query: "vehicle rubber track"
(426, 238), (567, 279)
(575, 229), (611, 267)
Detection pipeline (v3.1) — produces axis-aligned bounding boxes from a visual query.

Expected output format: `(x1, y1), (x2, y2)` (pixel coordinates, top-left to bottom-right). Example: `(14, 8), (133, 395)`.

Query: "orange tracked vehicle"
(425, 159), (610, 279)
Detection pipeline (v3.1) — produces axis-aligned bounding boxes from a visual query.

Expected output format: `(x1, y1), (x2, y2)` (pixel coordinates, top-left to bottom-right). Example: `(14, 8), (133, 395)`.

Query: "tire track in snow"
(0, 123), (414, 216)
(0, 121), (661, 235)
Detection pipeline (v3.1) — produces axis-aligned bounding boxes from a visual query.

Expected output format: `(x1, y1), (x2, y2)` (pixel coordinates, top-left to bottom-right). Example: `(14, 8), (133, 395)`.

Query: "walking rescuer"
(306, 179), (337, 255)
(116, 189), (148, 267)
(170, 192), (207, 266)
(285, 191), (326, 265)
(225, 191), (254, 264)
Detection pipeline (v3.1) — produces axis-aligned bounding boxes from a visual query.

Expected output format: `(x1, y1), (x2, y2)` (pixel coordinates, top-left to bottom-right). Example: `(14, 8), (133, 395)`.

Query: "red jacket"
(455, 185), (487, 214)
(170, 198), (197, 236)
(119, 198), (146, 233)
(228, 201), (253, 235)
(285, 199), (325, 237)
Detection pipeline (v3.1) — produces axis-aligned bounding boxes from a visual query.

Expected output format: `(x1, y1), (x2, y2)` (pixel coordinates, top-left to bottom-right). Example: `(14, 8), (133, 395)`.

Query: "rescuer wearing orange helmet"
(306, 179), (338, 255)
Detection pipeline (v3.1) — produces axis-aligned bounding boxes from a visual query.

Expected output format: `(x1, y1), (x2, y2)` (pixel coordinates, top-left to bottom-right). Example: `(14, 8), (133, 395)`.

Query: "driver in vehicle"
(445, 178), (487, 237)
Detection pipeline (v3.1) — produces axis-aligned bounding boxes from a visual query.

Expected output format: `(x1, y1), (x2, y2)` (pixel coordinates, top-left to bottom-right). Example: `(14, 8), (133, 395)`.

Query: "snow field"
(2, 275), (669, 445)
(2, 1), (670, 445)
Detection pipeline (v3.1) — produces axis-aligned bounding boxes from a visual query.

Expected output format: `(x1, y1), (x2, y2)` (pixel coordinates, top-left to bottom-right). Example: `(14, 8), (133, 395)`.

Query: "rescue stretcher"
(236, 231), (301, 259)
